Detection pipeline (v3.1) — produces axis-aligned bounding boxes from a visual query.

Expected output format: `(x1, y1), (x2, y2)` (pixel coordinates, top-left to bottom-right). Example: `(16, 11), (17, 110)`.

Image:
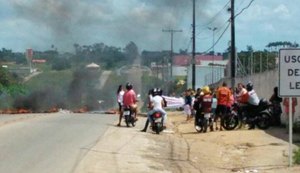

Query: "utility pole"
(192, 0), (196, 90)
(162, 29), (182, 78)
(230, 0), (236, 88)
(208, 27), (217, 84)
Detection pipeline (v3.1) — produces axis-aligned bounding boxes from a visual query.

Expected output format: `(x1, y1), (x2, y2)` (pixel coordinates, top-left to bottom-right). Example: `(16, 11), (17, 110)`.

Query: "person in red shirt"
(117, 82), (137, 126)
(236, 83), (247, 104)
(198, 86), (213, 132)
(215, 82), (231, 131)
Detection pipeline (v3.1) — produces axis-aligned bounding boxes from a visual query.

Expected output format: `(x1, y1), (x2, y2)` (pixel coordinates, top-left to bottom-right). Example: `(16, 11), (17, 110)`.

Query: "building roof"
(173, 55), (224, 66)
(86, 62), (100, 68)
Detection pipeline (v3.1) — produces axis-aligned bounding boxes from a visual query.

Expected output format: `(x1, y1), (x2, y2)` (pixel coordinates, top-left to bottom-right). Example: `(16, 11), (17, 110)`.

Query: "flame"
(45, 107), (59, 113)
(0, 108), (32, 114)
(74, 106), (88, 113)
(18, 109), (32, 114)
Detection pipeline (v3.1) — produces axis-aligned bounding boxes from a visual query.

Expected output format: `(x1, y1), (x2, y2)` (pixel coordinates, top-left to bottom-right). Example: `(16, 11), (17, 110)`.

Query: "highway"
(0, 113), (116, 173)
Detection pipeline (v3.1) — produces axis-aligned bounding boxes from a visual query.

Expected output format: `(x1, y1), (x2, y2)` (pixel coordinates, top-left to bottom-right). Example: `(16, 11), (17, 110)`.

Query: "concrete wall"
(172, 66), (187, 76)
(187, 65), (226, 89)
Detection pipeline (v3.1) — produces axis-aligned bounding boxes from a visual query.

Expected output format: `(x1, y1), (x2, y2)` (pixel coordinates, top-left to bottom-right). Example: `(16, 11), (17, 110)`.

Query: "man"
(215, 82), (231, 131)
(196, 86), (213, 132)
(236, 83), (248, 104)
(117, 82), (137, 126)
(141, 88), (166, 132)
(242, 82), (260, 129)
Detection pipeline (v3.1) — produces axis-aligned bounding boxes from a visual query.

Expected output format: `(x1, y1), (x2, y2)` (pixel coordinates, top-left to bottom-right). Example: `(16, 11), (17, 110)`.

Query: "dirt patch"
(168, 112), (300, 173)
(73, 112), (300, 173)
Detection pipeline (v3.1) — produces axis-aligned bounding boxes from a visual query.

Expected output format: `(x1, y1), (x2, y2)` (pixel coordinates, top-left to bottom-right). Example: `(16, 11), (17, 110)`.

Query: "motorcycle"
(151, 111), (164, 134)
(222, 99), (272, 130)
(123, 106), (136, 127)
(268, 102), (282, 126)
(195, 112), (213, 133)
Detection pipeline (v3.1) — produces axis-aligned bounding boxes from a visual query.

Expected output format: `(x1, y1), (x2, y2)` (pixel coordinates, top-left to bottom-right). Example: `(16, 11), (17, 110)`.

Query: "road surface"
(0, 113), (116, 173)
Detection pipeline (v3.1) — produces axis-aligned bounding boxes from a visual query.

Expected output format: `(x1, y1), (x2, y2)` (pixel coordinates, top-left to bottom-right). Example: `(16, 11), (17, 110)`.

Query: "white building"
(172, 55), (228, 89)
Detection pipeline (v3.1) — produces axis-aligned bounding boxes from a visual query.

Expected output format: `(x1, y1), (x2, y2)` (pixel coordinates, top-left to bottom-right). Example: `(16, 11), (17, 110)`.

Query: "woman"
(116, 85), (124, 126)
(184, 89), (193, 121)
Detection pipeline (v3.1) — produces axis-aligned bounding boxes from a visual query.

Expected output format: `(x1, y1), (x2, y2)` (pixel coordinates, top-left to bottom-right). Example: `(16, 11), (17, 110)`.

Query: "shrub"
(294, 148), (300, 164)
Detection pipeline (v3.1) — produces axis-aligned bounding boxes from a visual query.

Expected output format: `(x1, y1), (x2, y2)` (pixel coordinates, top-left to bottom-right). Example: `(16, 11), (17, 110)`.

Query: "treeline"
(0, 48), (27, 64)
(0, 41), (139, 71)
(72, 41), (138, 69)
(0, 41), (139, 99)
(266, 41), (299, 50)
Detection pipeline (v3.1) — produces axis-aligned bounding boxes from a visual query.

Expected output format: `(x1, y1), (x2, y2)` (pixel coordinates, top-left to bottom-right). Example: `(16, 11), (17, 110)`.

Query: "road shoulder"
(74, 112), (300, 173)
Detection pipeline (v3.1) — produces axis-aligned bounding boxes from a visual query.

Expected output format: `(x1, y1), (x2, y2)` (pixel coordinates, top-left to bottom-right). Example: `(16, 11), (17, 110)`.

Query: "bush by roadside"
(294, 148), (300, 164)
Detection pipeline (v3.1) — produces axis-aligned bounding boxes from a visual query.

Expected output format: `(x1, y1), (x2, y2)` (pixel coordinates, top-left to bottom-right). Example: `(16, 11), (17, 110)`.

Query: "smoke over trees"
(10, 0), (211, 52)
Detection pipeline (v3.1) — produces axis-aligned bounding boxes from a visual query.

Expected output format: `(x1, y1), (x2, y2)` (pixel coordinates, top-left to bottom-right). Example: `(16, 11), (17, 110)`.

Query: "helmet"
(125, 82), (133, 90)
(152, 88), (162, 96)
(148, 88), (154, 95)
(202, 86), (210, 94)
(157, 88), (163, 96)
(246, 81), (253, 91)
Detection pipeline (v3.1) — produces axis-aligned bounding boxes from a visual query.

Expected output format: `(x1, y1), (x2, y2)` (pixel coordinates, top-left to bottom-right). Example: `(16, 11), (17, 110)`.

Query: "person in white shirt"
(141, 88), (167, 132)
(243, 82), (260, 129)
(246, 83), (259, 106)
(116, 85), (125, 125)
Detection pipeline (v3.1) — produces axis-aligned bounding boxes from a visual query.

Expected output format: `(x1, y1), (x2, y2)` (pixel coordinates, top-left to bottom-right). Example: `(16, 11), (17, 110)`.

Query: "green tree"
(0, 67), (25, 96)
(51, 57), (71, 71)
(124, 41), (139, 62)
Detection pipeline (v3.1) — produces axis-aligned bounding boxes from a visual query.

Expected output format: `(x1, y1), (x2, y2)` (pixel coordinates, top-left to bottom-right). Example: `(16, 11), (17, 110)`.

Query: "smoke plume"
(10, 0), (218, 52)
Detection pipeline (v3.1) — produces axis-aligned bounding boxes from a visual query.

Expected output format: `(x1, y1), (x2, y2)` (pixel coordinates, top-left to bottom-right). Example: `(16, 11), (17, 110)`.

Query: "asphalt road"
(0, 113), (116, 173)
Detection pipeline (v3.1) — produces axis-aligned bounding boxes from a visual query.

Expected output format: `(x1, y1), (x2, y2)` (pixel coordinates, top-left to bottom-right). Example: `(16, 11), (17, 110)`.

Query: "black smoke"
(13, 67), (102, 112)
(11, 0), (216, 52)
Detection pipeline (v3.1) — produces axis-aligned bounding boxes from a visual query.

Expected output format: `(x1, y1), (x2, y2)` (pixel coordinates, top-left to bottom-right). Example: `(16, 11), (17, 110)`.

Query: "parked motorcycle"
(123, 106), (136, 127)
(151, 111), (164, 134)
(222, 99), (272, 130)
(268, 103), (282, 126)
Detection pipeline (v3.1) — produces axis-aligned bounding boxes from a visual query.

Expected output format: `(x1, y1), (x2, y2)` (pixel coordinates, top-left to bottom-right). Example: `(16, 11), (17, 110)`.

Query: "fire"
(0, 108), (32, 114)
(74, 106), (88, 113)
(18, 108), (32, 114)
(45, 107), (59, 113)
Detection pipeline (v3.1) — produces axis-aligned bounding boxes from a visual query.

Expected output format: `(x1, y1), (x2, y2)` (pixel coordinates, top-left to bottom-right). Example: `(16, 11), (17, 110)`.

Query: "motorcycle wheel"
(222, 114), (239, 130)
(125, 116), (130, 127)
(195, 125), (202, 133)
(256, 112), (271, 130)
(155, 123), (162, 134)
(131, 121), (135, 127)
(131, 116), (136, 127)
(203, 119), (208, 132)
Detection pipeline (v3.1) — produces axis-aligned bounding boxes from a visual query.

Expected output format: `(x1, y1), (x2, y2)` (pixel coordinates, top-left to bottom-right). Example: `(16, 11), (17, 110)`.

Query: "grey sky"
(0, 0), (298, 53)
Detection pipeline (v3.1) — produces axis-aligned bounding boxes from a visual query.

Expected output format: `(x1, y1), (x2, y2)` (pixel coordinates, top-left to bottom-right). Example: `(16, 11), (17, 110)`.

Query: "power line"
(184, 25), (193, 51)
(203, 21), (230, 53)
(235, 0), (255, 18)
(197, 0), (230, 29)
(236, 0), (247, 11)
(185, 37), (192, 52)
(200, 0), (254, 53)
(196, 20), (229, 40)
(162, 29), (182, 77)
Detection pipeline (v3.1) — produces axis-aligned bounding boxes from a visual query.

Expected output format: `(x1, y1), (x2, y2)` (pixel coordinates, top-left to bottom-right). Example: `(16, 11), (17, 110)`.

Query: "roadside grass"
(24, 69), (73, 92)
(294, 148), (300, 164)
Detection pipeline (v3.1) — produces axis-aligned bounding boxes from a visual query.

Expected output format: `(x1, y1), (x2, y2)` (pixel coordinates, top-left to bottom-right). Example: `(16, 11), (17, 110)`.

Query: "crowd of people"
(116, 81), (298, 133)
(183, 81), (298, 132)
(116, 82), (138, 127)
(116, 82), (167, 132)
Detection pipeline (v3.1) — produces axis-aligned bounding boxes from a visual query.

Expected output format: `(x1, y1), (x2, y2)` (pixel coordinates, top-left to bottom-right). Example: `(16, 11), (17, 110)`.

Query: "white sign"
(279, 48), (300, 97)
